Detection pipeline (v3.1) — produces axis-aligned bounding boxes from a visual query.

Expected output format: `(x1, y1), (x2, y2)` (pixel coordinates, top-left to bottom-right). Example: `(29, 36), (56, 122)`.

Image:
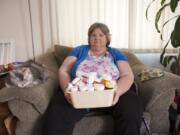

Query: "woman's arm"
(58, 56), (76, 93)
(112, 61), (134, 105)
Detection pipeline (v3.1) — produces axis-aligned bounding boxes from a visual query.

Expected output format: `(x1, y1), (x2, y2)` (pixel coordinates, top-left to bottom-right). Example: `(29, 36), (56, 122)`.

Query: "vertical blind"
(50, 0), (176, 50)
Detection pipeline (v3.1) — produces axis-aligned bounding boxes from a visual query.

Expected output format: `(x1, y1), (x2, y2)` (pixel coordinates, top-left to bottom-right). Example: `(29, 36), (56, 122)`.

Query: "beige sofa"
(0, 45), (180, 135)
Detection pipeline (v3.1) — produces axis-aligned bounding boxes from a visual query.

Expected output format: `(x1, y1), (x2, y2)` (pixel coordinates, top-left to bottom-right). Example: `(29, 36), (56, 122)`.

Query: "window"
(50, 0), (176, 52)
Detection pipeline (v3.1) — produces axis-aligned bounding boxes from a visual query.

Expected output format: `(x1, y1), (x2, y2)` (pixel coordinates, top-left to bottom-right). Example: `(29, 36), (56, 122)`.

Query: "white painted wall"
(0, 0), (51, 62)
(0, 0), (33, 62)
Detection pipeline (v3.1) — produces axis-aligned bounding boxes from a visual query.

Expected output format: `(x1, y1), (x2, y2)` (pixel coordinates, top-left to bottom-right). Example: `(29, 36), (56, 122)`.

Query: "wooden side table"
(0, 76), (8, 135)
(0, 103), (10, 135)
(0, 122), (7, 135)
(0, 75), (16, 135)
(0, 76), (9, 114)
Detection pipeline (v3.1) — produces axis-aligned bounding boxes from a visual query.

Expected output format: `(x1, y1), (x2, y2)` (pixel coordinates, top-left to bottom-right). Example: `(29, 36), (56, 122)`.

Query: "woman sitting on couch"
(42, 22), (143, 135)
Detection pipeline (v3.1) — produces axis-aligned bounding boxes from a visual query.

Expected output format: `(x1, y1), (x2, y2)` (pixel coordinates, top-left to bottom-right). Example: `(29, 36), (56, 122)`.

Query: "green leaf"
(170, 30), (176, 47)
(178, 53), (180, 66)
(155, 3), (170, 33)
(160, 39), (170, 65)
(168, 55), (178, 63)
(163, 55), (170, 67)
(170, 55), (179, 74)
(160, 53), (164, 65)
(171, 16), (180, 48)
(161, 0), (166, 5)
(170, 0), (179, 12)
(170, 61), (177, 73)
(163, 55), (177, 67)
(160, 15), (179, 40)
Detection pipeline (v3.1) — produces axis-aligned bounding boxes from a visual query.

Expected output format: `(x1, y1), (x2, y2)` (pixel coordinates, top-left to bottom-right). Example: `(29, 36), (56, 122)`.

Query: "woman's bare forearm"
(116, 74), (134, 95)
(112, 73), (134, 105)
(58, 56), (77, 92)
(116, 61), (134, 96)
(59, 68), (71, 92)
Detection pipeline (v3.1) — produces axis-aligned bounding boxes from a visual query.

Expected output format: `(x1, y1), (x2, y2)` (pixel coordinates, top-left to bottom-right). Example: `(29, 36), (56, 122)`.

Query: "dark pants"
(42, 89), (143, 135)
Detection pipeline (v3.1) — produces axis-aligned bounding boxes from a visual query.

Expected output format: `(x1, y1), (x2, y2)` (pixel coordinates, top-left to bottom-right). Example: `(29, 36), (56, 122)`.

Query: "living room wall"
(0, 0), (33, 62)
(0, 0), (50, 63)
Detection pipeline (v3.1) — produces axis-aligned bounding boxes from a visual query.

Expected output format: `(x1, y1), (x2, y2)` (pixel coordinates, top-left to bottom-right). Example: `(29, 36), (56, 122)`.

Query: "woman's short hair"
(88, 22), (111, 47)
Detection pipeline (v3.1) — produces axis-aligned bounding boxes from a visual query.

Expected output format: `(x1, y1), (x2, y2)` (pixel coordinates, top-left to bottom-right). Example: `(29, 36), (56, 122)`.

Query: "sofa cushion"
(54, 45), (73, 66)
(73, 115), (114, 135)
(72, 112), (151, 135)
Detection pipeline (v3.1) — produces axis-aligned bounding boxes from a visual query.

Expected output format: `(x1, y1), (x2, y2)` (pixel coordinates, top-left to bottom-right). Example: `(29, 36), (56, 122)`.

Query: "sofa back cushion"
(122, 51), (143, 68)
(54, 45), (73, 66)
(54, 45), (143, 67)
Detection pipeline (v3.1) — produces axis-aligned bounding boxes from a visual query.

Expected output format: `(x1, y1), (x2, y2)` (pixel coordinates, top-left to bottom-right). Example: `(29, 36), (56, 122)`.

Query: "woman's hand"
(112, 90), (121, 105)
(63, 90), (72, 104)
(59, 56), (77, 104)
(112, 61), (134, 105)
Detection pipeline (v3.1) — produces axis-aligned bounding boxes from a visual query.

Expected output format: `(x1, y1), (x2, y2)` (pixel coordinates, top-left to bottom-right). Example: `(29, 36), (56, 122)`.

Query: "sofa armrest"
(133, 64), (180, 133)
(8, 100), (41, 135)
(133, 65), (180, 109)
(0, 51), (59, 114)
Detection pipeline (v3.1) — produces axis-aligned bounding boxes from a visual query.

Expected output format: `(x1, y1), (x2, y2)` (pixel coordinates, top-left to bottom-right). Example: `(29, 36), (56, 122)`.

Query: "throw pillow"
(138, 68), (164, 82)
(54, 45), (73, 66)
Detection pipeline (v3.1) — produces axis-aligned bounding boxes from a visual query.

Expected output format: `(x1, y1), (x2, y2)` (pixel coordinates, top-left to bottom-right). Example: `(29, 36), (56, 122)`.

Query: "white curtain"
(49, 0), (177, 51)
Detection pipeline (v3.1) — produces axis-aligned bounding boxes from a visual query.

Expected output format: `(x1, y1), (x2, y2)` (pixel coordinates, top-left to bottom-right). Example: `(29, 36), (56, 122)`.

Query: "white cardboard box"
(68, 89), (115, 109)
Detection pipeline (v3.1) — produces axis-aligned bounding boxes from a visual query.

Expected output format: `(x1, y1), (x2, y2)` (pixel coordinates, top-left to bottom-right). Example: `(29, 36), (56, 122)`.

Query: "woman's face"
(89, 28), (107, 49)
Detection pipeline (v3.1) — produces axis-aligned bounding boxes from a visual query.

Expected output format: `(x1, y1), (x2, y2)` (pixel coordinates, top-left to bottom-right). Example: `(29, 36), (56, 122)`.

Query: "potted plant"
(146, 0), (180, 75)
